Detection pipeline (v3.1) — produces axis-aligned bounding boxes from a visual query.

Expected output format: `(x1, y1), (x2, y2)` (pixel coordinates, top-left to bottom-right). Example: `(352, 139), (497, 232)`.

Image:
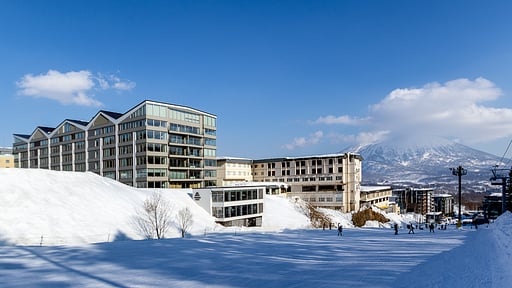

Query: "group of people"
(333, 221), (448, 237)
(393, 222), (443, 235)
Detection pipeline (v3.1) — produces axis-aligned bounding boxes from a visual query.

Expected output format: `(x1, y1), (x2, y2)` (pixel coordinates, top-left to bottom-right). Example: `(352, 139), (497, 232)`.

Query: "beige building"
(0, 148), (14, 168)
(0, 154), (15, 168)
(216, 157), (253, 186)
(360, 186), (394, 211)
(251, 153), (363, 212)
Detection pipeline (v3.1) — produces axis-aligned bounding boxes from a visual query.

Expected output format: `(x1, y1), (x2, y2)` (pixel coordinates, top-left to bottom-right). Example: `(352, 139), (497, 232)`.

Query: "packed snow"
(0, 168), (510, 287)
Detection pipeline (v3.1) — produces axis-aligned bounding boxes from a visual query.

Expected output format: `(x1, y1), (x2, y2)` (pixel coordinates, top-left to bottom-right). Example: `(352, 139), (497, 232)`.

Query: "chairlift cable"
(496, 137), (512, 168)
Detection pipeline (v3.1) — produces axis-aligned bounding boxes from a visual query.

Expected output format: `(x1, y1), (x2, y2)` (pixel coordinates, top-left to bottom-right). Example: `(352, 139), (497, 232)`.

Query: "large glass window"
(204, 116), (216, 127)
(147, 130), (167, 140)
(169, 123), (200, 134)
(147, 104), (167, 117)
(212, 191), (224, 202)
(205, 138), (216, 146)
(169, 109), (200, 123)
(203, 148), (216, 157)
(147, 119), (167, 128)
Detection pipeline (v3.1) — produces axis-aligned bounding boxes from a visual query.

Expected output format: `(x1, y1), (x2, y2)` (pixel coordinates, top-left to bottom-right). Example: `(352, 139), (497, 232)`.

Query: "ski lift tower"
(450, 165), (467, 227)
(490, 167), (511, 216)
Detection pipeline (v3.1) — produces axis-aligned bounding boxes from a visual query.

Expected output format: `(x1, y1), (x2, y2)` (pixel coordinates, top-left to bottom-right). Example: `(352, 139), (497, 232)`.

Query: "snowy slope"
(0, 168), (511, 287)
(0, 169), (308, 245)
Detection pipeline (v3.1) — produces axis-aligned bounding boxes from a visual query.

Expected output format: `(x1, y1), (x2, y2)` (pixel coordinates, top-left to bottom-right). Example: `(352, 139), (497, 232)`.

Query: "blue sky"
(1, 0), (512, 159)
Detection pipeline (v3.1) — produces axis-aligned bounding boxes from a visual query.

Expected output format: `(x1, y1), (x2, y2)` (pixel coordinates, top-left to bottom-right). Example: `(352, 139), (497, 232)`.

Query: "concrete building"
(393, 187), (434, 215)
(193, 185), (265, 227)
(251, 153), (363, 212)
(12, 100), (217, 188)
(216, 157), (253, 186)
(433, 194), (454, 217)
(360, 186), (393, 210)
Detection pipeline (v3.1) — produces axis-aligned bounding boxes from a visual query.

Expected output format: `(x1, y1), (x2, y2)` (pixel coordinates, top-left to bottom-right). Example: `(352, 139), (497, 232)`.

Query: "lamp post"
(451, 165), (467, 227)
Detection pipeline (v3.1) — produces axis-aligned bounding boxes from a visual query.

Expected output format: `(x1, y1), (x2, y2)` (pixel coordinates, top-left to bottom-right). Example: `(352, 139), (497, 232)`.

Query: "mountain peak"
(343, 136), (505, 190)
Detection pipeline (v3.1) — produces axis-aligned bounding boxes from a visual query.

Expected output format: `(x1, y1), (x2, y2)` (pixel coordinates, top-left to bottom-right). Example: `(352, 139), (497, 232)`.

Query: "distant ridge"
(342, 136), (507, 192)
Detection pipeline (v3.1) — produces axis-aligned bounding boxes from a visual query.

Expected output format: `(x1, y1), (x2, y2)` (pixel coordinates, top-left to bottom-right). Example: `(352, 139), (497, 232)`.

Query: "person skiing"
(337, 223), (343, 236)
(429, 222), (435, 233)
(408, 222), (415, 234)
(394, 223), (398, 235)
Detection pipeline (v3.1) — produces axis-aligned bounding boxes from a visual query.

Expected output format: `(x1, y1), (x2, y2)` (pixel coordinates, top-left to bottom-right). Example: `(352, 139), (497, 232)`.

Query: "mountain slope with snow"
(344, 136), (507, 190)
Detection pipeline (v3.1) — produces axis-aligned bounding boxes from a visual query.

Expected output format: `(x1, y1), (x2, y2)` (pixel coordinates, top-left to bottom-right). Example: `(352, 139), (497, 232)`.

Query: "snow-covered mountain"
(343, 136), (508, 192)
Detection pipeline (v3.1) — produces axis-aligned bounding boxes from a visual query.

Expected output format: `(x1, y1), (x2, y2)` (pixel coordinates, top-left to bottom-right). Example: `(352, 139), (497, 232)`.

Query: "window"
(205, 128), (216, 136)
(147, 119), (167, 128)
(103, 136), (115, 145)
(212, 191), (224, 202)
(119, 133), (132, 143)
(120, 170), (133, 179)
(204, 115), (216, 127)
(147, 130), (167, 140)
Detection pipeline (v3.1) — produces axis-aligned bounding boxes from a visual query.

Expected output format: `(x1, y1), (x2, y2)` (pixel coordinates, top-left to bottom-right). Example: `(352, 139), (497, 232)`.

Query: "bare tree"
(176, 207), (193, 238)
(135, 192), (173, 239)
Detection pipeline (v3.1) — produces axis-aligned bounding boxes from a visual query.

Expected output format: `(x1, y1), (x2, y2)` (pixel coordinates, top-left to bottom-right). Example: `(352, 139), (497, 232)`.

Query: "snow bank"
(0, 169), (312, 245)
(261, 195), (311, 230)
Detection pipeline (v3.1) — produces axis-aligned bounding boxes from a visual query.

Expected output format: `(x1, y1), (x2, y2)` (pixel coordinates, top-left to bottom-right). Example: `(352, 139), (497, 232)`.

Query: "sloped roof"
(99, 110), (123, 119)
(66, 119), (89, 126)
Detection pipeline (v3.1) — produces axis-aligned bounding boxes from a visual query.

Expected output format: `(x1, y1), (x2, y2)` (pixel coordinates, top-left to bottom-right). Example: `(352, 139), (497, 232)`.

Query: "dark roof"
(37, 126), (55, 133)
(66, 119), (89, 126)
(99, 110), (123, 119)
(13, 134), (30, 140)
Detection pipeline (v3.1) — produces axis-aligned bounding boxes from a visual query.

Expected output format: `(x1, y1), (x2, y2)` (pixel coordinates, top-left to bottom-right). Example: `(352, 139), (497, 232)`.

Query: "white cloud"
(295, 77), (512, 150)
(17, 70), (136, 106)
(368, 77), (512, 144)
(312, 115), (369, 125)
(95, 73), (136, 91)
(283, 131), (324, 150)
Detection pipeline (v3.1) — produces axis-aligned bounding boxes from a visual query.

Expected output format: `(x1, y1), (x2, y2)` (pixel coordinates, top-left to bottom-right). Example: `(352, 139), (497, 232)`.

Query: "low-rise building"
(0, 148), (14, 168)
(482, 192), (505, 220)
(193, 185), (265, 227)
(360, 186), (393, 210)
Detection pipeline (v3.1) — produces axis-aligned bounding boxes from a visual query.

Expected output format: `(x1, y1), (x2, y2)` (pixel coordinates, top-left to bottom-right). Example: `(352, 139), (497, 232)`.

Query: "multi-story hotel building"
(393, 187), (434, 215)
(12, 100), (217, 189)
(251, 153), (363, 213)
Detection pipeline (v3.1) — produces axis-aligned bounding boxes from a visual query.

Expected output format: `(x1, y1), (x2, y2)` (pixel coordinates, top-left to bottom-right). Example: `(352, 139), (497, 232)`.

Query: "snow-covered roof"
(361, 186), (391, 192)
(230, 181), (289, 188)
(253, 152), (362, 163)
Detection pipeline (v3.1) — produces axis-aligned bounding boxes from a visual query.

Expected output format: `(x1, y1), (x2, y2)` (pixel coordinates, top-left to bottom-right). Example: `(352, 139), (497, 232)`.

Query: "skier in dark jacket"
(429, 222), (435, 233)
(337, 223), (343, 236)
(408, 222), (415, 234)
(394, 223), (399, 235)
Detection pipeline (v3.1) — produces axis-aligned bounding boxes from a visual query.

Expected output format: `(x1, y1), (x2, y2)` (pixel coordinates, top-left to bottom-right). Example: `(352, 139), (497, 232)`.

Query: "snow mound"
(262, 195), (311, 230)
(0, 169), (312, 245)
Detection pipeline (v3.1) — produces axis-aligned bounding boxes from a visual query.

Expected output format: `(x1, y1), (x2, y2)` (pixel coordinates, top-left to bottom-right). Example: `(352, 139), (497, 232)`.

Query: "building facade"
(216, 157), (253, 186)
(433, 194), (454, 217)
(393, 187), (434, 215)
(193, 185), (265, 227)
(0, 148), (14, 168)
(360, 186), (393, 210)
(12, 100), (217, 188)
(251, 153), (363, 213)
